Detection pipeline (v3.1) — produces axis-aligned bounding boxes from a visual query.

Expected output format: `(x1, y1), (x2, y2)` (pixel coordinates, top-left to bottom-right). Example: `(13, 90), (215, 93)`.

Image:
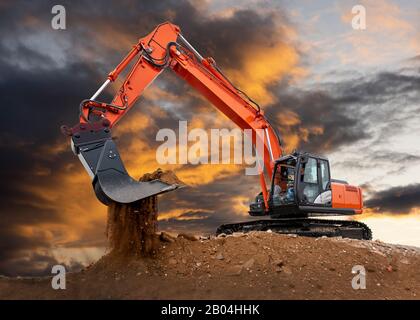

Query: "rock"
(282, 266), (292, 275)
(178, 233), (198, 241)
(372, 250), (386, 257)
(243, 258), (255, 270)
(228, 265), (243, 276)
(232, 232), (246, 237)
(215, 252), (224, 260)
(160, 232), (175, 243)
(168, 258), (177, 265)
(217, 233), (227, 238)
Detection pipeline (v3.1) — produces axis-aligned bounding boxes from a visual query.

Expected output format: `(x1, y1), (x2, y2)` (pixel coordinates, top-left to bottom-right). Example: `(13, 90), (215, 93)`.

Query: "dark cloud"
(0, 250), (85, 277)
(267, 65), (420, 153)
(333, 72), (420, 105)
(268, 88), (369, 153)
(159, 212), (223, 235)
(0, 225), (85, 277)
(159, 171), (263, 234)
(365, 184), (420, 214)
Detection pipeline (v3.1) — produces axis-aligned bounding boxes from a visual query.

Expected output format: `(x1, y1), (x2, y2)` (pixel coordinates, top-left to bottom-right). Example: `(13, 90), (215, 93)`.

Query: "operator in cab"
(272, 165), (295, 204)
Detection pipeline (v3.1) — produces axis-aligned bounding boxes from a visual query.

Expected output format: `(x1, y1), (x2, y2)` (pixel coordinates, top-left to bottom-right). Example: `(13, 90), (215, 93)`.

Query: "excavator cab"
(249, 151), (363, 218)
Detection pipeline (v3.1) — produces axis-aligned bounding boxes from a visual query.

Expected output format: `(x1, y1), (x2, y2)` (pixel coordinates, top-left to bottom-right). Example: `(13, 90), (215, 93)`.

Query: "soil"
(139, 168), (185, 186)
(0, 232), (419, 300)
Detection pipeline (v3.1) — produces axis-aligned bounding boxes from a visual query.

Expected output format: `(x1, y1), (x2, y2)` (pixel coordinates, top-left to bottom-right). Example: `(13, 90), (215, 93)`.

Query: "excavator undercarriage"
(217, 218), (372, 240)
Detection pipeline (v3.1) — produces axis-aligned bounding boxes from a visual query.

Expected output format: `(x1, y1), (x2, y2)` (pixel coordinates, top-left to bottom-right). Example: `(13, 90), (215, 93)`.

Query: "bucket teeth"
(72, 127), (182, 205)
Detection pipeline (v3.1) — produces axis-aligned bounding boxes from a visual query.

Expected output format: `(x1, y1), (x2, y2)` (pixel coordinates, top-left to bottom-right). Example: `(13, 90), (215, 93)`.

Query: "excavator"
(62, 22), (371, 240)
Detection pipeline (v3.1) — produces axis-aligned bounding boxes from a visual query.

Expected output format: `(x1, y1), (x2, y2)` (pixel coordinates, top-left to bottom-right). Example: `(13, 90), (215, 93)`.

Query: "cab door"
(298, 156), (319, 204)
(297, 156), (331, 206)
(316, 159), (332, 206)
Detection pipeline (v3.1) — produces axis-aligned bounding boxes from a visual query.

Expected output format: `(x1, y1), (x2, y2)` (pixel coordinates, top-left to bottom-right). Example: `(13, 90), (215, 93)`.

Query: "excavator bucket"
(70, 126), (183, 205)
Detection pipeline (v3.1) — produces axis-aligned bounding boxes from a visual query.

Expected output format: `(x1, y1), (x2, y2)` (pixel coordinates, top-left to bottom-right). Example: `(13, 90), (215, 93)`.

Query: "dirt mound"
(1, 232), (419, 299)
(1, 170), (418, 300)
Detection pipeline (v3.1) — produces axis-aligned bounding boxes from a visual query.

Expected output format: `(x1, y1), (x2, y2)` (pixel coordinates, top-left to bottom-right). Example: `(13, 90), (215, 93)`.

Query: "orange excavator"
(62, 22), (371, 240)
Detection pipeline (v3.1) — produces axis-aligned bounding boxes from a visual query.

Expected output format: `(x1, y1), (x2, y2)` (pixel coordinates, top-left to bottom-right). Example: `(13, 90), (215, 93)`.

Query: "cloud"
(265, 62), (420, 153)
(0, 225), (86, 277)
(365, 184), (420, 215)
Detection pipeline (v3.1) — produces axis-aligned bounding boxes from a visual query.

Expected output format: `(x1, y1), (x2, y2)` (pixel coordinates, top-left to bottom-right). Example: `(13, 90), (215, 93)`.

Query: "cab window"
(303, 157), (318, 183)
(301, 157), (319, 203)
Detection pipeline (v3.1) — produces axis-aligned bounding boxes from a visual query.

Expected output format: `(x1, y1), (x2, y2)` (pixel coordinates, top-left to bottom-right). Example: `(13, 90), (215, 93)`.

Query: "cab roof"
(274, 151), (329, 164)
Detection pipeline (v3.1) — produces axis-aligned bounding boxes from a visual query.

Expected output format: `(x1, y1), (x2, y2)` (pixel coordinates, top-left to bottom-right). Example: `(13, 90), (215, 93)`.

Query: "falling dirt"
(106, 168), (185, 257)
(107, 197), (159, 257)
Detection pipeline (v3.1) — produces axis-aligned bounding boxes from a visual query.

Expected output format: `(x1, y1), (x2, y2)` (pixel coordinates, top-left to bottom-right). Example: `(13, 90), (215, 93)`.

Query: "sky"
(0, 0), (419, 276)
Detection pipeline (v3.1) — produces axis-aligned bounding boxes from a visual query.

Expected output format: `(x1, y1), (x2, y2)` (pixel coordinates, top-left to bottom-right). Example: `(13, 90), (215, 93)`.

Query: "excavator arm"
(63, 22), (282, 209)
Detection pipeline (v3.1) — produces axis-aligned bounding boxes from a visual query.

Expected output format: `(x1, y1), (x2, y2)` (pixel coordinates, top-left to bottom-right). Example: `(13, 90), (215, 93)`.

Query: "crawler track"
(216, 218), (372, 240)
